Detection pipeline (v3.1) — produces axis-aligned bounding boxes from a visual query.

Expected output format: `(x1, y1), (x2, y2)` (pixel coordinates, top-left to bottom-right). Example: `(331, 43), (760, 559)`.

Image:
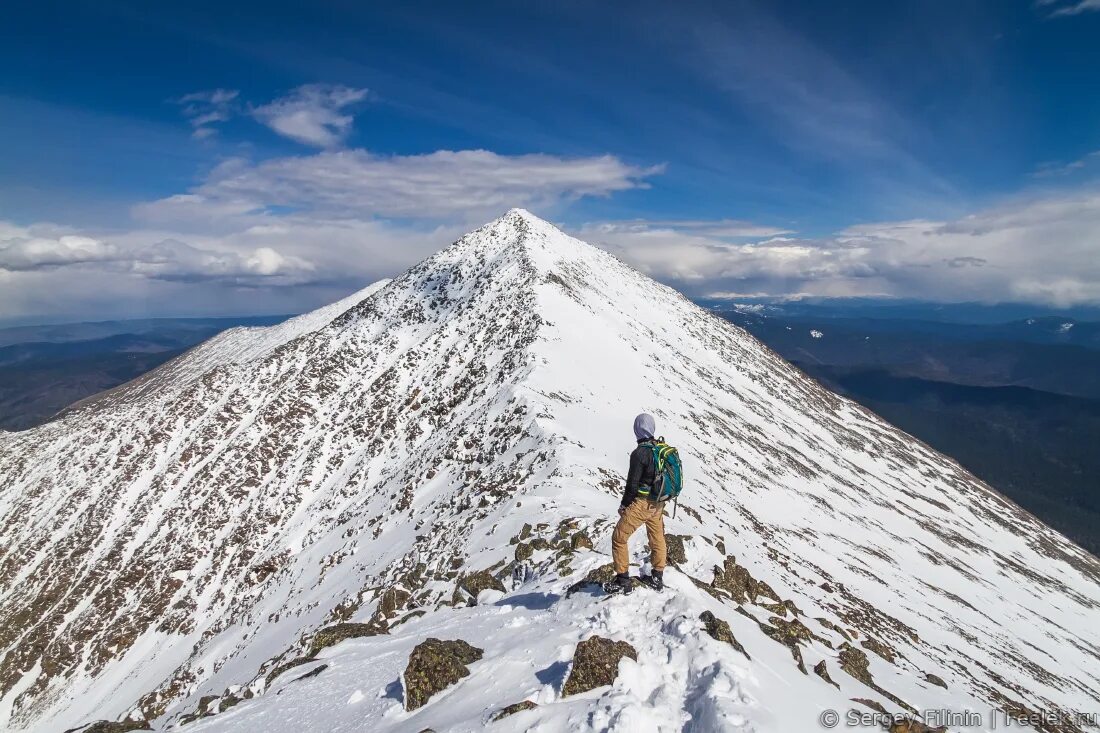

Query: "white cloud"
(0, 234), (120, 270)
(0, 227), (314, 285)
(173, 88), (240, 139)
(1033, 150), (1100, 177)
(1044, 0), (1100, 16)
(251, 84), (368, 148)
(135, 149), (659, 223)
(579, 190), (1100, 307)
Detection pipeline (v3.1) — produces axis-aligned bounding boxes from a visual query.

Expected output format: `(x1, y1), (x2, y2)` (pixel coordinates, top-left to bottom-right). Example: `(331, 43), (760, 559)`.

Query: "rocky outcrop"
(309, 621), (387, 655)
(699, 611), (750, 659)
(813, 660), (838, 687)
(711, 557), (780, 605)
(457, 569), (506, 602)
(924, 672), (947, 689)
(66, 721), (151, 733)
(403, 638), (484, 711)
(565, 563), (617, 596)
(562, 636), (637, 697)
(838, 643), (914, 712)
(491, 700), (538, 721)
(665, 534), (689, 565)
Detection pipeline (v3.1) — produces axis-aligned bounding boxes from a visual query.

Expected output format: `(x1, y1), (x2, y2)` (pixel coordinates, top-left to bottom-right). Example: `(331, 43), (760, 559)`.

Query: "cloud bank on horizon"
(2, 1), (1099, 323)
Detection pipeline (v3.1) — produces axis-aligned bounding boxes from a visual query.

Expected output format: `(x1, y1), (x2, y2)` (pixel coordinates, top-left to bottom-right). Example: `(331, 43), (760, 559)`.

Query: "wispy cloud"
(1033, 150), (1100, 177)
(251, 84), (369, 148)
(1040, 0), (1100, 17)
(173, 88), (240, 139)
(134, 149), (660, 223)
(589, 219), (793, 239)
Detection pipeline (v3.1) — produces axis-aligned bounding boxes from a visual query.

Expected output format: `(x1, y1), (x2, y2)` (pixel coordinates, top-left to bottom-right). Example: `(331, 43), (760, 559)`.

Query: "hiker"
(607, 413), (668, 593)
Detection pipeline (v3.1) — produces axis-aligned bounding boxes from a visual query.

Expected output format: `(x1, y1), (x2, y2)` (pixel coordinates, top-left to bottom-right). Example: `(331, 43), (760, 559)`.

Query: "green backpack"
(640, 439), (683, 503)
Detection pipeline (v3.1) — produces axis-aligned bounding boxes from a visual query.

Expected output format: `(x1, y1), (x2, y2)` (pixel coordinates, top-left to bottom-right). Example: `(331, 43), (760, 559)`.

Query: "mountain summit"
(1, 211), (1098, 732)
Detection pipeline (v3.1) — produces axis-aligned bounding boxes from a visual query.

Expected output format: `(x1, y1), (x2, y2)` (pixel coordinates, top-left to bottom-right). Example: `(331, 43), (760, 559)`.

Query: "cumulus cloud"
(0, 227), (314, 285)
(173, 89), (239, 139)
(0, 234), (120, 270)
(251, 84), (368, 148)
(579, 190), (1100, 307)
(135, 149), (659, 223)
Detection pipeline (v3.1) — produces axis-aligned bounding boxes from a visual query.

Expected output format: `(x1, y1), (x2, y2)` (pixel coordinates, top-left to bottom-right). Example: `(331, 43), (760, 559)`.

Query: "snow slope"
(1, 210), (1097, 732)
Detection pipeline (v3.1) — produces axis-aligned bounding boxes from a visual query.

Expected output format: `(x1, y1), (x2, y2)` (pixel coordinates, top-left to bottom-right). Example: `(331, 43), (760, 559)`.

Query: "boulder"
(514, 542), (534, 562)
(699, 611), (749, 659)
(458, 569), (506, 602)
(570, 531), (593, 551)
(491, 700), (538, 721)
(665, 534), (689, 565)
(69, 722), (151, 733)
(813, 660), (838, 687)
(561, 636), (637, 697)
(565, 563), (617, 596)
(924, 672), (947, 689)
(403, 638), (484, 711)
(309, 621), (387, 655)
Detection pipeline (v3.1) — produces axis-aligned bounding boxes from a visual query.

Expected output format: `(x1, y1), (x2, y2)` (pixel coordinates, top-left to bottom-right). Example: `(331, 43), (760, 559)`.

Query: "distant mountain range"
(0, 316), (288, 431)
(719, 307), (1100, 557)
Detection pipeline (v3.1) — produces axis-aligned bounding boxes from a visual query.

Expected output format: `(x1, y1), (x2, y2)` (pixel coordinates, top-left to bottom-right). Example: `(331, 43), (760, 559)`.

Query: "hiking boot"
(602, 573), (633, 595)
(639, 571), (663, 591)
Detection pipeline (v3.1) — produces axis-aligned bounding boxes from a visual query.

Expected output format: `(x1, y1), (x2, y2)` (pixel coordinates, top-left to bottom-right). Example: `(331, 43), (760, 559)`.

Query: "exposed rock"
(265, 656), (313, 685)
(570, 531), (593, 551)
(178, 694), (218, 724)
(565, 563), (617, 596)
(403, 638), (484, 711)
(218, 694), (242, 712)
(458, 569), (506, 602)
(562, 636), (637, 697)
(514, 542), (534, 562)
(923, 672), (947, 689)
(838, 643), (915, 712)
(699, 611), (750, 659)
(838, 643), (873, 684)
(665, 534), (689, 565)
(379, 586), (412, 618)
(851, 698), (889, 714)
(293, 664), (328, 681)
(759, 616), (825, 673)
(530, 538), (551, 551)
(813, 659), (839, 688)
(861, 636), (897, 664)
(310, 621), (387, 655)
(70, 721), (151, 733)
(711, 557), (779, 605)
(816, 617), (852, 641)
(491, 700), (538, 721)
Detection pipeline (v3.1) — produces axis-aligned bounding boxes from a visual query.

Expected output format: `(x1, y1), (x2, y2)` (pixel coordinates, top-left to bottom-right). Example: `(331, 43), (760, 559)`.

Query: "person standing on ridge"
(605, 413), (669, 594)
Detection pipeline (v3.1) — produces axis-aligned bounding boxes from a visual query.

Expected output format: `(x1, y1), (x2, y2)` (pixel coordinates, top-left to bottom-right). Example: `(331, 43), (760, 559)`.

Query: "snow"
(1, 209), (1098, 733)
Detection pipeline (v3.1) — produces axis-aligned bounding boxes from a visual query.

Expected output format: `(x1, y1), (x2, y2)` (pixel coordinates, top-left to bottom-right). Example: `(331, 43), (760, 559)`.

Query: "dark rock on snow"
(561, 636), (637, 697)
(699, 611), (750, 659)
(403, 638), (484, 710)
(491, 700), (539, 721)
(310, 621), (387, 655)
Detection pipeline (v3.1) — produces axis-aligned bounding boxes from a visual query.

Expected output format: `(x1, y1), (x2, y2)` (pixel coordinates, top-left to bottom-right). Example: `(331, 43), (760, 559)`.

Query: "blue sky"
(2, 0), (1100, 323)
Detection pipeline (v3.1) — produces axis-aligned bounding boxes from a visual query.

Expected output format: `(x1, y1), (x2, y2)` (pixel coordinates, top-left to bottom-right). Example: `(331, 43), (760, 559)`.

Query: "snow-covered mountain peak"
(1, 211), (1098, 732)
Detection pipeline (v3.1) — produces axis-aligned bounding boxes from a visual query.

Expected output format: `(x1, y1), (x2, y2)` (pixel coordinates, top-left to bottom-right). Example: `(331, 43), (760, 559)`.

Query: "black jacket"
(621, 439), (657, 508)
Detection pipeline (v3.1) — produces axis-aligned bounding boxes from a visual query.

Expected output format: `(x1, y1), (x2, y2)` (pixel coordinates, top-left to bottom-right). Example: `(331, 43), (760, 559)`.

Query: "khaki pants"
(612, 499), (667, 574)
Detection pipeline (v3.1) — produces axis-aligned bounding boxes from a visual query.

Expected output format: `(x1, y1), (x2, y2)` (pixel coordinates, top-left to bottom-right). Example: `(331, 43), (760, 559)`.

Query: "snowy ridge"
(1, 210), (1098, 732)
